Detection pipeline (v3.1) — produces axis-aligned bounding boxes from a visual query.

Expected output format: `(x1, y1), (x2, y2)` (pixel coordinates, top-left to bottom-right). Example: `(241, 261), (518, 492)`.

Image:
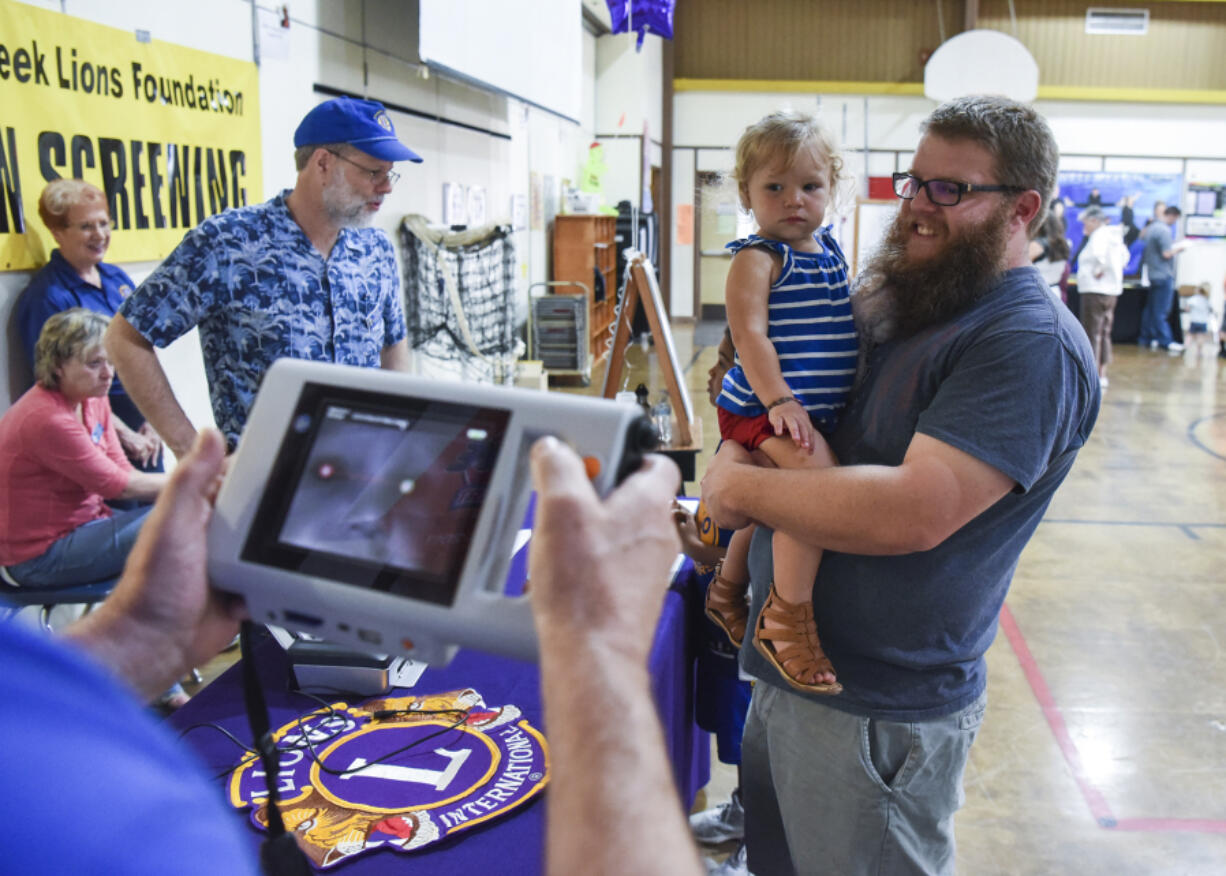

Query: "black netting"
(400, 217), (519, 382)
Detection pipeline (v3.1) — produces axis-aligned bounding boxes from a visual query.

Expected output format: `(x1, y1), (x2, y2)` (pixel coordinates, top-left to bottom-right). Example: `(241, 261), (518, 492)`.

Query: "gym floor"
(618, 321), (1226, 875)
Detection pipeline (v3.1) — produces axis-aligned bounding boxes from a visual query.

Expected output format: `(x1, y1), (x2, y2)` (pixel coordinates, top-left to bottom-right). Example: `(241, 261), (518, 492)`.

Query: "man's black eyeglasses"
(327, 149), (400, 186)
(892, 172), (1025, 207)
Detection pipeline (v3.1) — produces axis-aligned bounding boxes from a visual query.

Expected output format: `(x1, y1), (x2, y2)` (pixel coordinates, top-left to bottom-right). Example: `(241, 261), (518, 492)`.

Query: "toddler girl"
(706, 111), (857, 694)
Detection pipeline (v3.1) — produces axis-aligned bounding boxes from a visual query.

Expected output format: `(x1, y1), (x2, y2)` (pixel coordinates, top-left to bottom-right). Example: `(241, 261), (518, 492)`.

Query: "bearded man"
(106, 97), (421, 454)
(702, 95), (1101, 876)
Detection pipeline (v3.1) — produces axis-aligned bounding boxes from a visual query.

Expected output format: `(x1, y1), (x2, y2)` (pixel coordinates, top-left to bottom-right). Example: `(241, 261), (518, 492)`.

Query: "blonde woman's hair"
(33, 308), (110, 389)
(38, 179), (108, 231)
(731, 110), (849, 212)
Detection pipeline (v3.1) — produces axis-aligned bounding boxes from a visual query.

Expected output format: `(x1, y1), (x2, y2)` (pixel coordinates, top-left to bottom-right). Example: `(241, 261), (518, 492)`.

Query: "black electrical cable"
(240, 621), (313, 876)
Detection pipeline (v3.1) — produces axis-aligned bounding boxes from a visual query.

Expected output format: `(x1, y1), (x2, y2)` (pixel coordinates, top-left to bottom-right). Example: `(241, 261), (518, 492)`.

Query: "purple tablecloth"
(170, 555), (708, 875)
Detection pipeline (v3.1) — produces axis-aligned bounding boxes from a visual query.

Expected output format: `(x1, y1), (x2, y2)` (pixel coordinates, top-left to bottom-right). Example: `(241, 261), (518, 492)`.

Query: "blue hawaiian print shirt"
(119, 190), (406, 448)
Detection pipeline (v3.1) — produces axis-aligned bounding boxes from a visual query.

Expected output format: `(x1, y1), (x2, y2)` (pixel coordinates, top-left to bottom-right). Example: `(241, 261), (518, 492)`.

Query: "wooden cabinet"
(551, 214), (617, 365)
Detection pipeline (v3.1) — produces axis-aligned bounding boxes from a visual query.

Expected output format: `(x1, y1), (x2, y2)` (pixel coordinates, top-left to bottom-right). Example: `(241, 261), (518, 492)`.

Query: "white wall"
(669, 148), (696, 320)
(595, 31), (662, 136)
(670, 90), (1226, 314)
(593, 31), (662, 210)
(3, 0), (600, 421)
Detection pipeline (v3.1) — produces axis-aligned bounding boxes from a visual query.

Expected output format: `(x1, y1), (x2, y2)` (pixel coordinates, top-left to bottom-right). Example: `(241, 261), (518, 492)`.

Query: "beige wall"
(674, 0), (1226, 94)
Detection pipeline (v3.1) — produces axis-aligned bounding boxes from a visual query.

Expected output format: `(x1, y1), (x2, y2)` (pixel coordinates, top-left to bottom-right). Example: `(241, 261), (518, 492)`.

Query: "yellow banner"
(0, 2), (262, 271)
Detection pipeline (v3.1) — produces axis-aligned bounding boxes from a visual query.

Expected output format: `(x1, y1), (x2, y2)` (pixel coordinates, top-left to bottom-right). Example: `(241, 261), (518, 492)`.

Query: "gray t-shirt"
(1142, 222), (1175, 282)
(741, 266), (1100, 721)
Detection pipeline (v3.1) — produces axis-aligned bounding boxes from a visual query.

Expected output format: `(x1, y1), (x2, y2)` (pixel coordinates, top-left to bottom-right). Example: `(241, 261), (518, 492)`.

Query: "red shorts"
(717, 407), (776, 451)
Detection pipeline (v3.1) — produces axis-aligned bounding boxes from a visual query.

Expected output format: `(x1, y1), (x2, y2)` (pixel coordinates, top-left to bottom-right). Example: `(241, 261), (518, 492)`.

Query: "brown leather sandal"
(705, 564), (749, 648)
(752, 583), (842, 695)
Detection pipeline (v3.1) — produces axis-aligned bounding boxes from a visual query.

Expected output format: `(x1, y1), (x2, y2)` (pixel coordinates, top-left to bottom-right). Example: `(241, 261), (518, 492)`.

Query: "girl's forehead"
(754, 143), (828, 176)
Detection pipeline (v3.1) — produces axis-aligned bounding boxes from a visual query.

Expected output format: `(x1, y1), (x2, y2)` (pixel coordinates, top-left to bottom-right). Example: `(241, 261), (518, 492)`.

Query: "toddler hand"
(768, 400), (816, 453)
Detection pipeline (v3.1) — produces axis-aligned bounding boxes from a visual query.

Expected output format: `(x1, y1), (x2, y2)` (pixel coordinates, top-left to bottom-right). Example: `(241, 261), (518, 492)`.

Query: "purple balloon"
(607, 0), (675, 50)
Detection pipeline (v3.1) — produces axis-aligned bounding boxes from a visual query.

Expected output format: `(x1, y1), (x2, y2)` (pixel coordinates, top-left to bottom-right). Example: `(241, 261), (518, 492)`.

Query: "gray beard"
(853, 202), (1012, 345)
(326, 202), (373, 229)
(321, 178), (374, 228)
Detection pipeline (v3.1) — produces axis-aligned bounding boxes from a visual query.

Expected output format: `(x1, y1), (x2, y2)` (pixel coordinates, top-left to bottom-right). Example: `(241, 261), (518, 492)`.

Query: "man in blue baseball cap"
(106, 97), (422, 457)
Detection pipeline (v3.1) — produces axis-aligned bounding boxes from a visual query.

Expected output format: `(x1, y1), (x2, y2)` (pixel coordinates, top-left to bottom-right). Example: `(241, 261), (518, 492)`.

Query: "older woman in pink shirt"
(0, 309), (166, 587)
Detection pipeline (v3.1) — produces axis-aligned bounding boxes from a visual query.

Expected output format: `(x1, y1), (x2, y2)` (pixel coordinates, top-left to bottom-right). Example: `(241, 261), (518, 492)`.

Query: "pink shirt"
(0, 385), (132, 565)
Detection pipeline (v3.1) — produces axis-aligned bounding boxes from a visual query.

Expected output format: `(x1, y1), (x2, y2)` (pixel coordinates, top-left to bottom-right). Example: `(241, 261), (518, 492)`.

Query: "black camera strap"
(239, 621), (313, 876)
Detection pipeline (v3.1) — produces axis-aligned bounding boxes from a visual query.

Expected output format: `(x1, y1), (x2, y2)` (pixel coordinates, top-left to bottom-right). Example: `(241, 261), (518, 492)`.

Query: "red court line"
(997, 603), (1226, 833)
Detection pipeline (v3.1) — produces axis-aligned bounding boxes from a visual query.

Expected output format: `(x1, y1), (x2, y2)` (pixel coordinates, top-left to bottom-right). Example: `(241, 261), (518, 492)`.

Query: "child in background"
(1220, 276), (1226, 359)
(678, 333), (753, 875)
(705, 111), (857, 694)
(676, 498), (751, 875)
(1182, 282), (1217, 358)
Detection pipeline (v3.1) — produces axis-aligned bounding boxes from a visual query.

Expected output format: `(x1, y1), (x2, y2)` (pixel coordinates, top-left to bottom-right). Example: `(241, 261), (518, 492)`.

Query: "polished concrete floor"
(606, 324), (1226, 875)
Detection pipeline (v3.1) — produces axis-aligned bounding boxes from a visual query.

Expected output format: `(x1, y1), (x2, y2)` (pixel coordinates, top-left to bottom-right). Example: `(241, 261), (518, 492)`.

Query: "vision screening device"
(208, 359), (659, 666)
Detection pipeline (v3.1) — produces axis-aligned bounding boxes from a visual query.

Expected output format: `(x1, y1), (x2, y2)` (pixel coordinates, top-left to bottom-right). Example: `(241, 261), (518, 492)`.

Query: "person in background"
(678, 497), (751, 876)
(1139, 205), (1192, 353)
(1029, 210), (1070, 299)
(0, 428), (703, 876)
(106, 97), (422, 456)
(705, 327), (736, 408)
(681, 327), (752, 875)
(1075, 206), (1130, 388)
(1117, 193), (1150, 249)
(1141, 199), (1167, 241)
(16, 180), (161, 471)
(1180, 282), (1217, 359)
(1220, 276), (1226, 359)
(0, 310), (167, 590)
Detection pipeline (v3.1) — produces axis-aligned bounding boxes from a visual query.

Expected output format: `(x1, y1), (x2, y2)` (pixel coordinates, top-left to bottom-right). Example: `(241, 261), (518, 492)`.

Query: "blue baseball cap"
(294, 97), (423, 163)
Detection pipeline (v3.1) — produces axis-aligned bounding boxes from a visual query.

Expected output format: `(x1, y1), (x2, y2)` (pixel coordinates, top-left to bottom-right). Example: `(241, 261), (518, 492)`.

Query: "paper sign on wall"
(675, 203), (693, 246)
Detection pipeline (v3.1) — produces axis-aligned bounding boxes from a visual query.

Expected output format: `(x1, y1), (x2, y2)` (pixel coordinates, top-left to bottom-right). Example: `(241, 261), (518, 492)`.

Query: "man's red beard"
(854, 200), (1014, 343)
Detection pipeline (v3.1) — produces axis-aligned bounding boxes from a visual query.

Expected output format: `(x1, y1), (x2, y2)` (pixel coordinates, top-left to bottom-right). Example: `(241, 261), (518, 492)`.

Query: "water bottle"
(650, 391), (673, 447)
(634, 383), (651, 415)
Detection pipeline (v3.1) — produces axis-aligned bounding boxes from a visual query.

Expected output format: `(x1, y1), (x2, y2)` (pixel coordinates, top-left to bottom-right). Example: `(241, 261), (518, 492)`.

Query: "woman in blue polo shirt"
(16, 179), (162, 472)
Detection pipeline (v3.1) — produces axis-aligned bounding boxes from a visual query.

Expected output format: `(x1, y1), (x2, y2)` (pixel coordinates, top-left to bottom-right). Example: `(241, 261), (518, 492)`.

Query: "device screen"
(242, 382), (511, 606)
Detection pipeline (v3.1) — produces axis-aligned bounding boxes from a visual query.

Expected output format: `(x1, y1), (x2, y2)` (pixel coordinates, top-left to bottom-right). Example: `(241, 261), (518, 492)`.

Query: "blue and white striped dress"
(717, 227), (857, 430)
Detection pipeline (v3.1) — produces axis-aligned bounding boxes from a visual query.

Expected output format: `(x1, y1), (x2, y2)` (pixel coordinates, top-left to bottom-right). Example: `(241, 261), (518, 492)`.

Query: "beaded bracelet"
(767, 395), (800, 411)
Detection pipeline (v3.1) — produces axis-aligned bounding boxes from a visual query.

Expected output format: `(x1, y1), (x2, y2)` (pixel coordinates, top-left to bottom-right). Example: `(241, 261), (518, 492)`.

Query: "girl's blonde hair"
(731, 110), (848, 212)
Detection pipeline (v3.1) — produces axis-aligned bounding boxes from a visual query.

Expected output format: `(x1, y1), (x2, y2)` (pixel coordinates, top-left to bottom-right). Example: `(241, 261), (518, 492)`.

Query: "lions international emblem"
(228, 688), (548, 869)
(373, 109), (393, 131)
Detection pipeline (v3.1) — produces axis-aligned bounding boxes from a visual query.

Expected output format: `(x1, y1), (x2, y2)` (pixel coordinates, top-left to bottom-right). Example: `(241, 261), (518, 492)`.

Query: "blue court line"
(1041, 518), (1226, 541)
(1188, 413), (1226, 463)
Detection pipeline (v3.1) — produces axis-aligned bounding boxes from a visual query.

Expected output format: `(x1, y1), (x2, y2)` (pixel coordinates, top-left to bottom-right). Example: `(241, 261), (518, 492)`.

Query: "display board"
(1057, 171), (1183, 275)
(1185, 182), (1226, 238)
